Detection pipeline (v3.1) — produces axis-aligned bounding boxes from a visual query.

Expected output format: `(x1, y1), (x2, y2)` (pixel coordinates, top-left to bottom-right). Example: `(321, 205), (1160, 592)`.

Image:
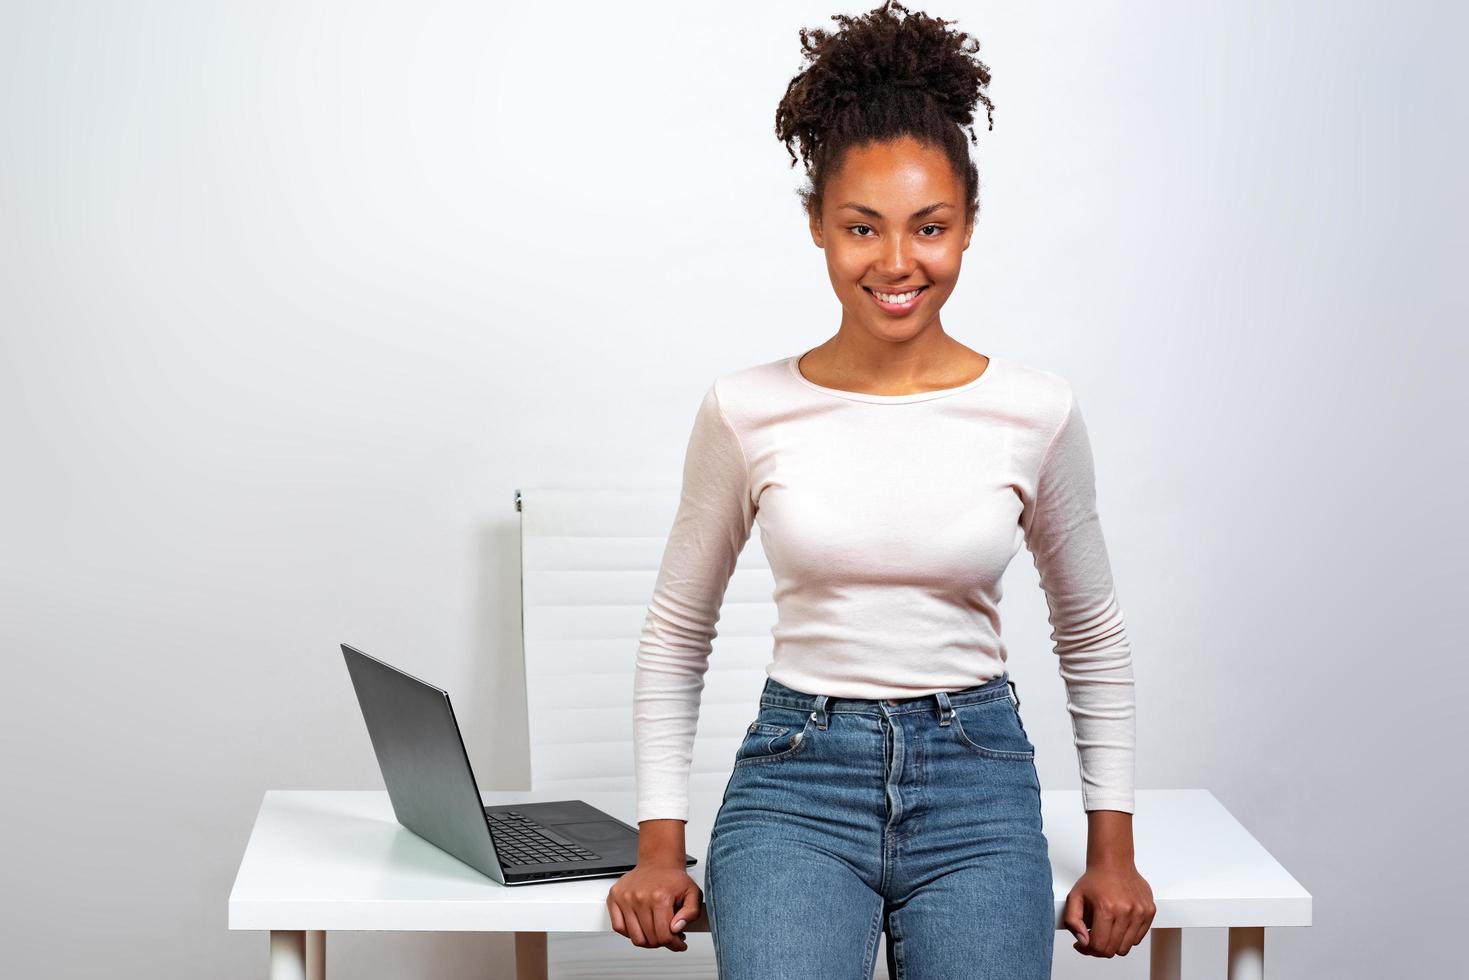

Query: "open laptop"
(341, 642), (697, 886)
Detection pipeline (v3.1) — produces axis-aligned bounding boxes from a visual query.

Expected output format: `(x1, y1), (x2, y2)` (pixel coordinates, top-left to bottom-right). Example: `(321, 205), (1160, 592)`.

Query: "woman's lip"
(864, 285), (929, 313)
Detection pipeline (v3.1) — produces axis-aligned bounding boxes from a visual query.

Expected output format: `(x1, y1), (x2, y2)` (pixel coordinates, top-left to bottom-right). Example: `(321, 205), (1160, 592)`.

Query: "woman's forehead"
(828, 148), (962, 202)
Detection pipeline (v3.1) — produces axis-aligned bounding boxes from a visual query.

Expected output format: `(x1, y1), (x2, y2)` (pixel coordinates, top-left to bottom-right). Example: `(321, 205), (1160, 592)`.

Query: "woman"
(608, 2), (1155, 975)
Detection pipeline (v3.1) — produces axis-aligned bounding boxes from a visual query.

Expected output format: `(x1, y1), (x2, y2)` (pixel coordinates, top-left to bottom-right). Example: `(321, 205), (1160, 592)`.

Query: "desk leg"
(270, 932), (304, 980)
(269, 931), (325, 980)
(514, 932), (548, 980)
(1149, 927), (1181, 980)
(1227, 926), (1264, 980)
(307, 931), (325, 980)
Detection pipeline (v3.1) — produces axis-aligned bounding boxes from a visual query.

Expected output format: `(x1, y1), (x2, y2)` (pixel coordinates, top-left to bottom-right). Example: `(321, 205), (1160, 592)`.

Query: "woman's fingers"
(621, 899), (651, 947)
(1086, 902), (1118, 956)
(633, 902), (665, 949)
(673, 881), (701, 933)
(1115, 886), (1157, 955)
(1062, 888), (1090, 946)
(607, 898), (624, 936)
(650, 894), (681, 950)
(1114, 910), (1147, 955)
(607, 870), (701, 951)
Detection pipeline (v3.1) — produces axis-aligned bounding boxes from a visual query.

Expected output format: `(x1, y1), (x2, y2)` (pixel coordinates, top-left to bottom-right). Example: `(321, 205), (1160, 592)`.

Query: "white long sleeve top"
(633, 350), (1136, 823)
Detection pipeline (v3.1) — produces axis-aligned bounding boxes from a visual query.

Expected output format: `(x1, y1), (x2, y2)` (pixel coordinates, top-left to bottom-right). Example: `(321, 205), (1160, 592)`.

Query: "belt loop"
(810, 694), (830, 730)
(1007, 679), (1021, 711)
(934, 690), (954, 726)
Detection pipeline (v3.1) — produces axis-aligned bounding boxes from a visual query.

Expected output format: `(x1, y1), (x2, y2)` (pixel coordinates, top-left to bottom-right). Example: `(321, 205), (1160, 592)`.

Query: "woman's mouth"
(864, 285), (929, 313)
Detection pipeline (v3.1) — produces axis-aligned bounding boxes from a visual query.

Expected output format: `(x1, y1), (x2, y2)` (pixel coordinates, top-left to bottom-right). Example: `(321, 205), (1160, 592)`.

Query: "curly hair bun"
(774, 0), (995, 219)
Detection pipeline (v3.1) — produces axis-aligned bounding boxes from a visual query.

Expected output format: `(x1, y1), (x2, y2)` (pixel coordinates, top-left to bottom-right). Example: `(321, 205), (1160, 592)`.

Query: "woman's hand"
(1062, 862), (1156, 958)
(606, 859), (702, 952)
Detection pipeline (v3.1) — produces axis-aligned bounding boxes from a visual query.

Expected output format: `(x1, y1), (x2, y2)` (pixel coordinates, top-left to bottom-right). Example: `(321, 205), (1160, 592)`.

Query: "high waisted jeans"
(704, 672), (1054, 980)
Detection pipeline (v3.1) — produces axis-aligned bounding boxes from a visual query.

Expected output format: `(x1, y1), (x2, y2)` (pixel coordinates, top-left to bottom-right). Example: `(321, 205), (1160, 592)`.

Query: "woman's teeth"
(869, 287), (926, 303)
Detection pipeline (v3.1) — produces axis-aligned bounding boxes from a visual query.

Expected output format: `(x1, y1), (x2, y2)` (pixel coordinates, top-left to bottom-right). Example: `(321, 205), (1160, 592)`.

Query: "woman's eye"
(849, 224), (943, 238)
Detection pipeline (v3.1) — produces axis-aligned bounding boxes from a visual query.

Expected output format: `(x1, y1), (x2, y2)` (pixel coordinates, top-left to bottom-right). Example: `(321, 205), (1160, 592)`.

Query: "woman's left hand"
(1062, 863), (1157, 958)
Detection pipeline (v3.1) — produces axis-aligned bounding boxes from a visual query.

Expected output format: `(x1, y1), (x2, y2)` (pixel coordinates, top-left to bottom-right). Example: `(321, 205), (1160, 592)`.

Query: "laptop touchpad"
(559, 821), (637, 843)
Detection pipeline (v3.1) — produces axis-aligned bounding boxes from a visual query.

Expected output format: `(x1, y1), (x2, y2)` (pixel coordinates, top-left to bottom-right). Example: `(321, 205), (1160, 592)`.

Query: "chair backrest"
(516, 487), (778, 800)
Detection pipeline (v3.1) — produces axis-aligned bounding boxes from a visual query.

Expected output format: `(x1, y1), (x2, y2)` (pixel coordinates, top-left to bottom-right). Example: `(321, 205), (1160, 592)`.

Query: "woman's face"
(809, 136), (974, 343)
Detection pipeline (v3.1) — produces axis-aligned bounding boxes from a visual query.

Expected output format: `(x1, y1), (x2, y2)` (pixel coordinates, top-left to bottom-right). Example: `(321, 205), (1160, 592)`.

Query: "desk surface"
(228, 788), (1311, 933)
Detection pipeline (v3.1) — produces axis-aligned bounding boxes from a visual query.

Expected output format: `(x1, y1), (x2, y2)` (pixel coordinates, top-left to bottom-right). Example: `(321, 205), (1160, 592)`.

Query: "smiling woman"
(608, 2), (1154, 975)
(773, 0), (997, 395)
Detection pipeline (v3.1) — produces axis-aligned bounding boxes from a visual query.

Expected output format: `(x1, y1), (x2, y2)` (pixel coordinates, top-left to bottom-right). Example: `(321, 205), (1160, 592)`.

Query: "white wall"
(1, 1), (1462, 977)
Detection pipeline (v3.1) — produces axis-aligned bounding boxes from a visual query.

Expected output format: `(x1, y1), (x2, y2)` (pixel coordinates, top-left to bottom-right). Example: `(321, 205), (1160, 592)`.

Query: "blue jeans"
(705, 673), (1054, 979)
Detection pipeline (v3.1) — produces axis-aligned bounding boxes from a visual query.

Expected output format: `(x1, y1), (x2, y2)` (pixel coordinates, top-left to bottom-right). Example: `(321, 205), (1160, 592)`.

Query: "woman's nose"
(879, 243), (916, 277)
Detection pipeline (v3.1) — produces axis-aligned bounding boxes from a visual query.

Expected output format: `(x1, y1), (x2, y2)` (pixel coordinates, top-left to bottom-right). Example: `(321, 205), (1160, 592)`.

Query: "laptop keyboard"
(485, 809), (603, 867)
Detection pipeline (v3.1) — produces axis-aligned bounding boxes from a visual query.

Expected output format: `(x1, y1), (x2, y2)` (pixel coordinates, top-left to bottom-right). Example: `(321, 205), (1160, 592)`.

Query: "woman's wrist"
(636, 818), (688, 865)
(1084, 808), (1136, 869)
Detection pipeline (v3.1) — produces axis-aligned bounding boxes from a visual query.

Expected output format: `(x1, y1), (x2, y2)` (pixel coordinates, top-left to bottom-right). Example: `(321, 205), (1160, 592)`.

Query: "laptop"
(341, 642), (697, 885)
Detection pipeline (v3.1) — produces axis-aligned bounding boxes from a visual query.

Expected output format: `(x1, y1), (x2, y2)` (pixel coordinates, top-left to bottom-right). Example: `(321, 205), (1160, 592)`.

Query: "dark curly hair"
(774, 0), (994, 224)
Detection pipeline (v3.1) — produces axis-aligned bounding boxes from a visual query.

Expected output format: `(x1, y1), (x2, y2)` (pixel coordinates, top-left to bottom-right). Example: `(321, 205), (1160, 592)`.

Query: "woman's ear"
(809, 210), (825, 249)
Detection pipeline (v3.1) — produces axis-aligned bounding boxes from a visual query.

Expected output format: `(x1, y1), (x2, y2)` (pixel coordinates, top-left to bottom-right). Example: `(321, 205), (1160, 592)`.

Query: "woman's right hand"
(606, 859), (702, 952)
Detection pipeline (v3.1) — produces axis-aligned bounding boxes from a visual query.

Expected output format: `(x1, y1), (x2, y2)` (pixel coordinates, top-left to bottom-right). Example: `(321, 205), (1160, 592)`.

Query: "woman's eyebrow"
(838, 202), (955, 220)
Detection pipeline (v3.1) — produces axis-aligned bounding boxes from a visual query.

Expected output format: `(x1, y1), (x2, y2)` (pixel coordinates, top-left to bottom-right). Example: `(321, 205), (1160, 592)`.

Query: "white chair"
(516, 486), (897, 978)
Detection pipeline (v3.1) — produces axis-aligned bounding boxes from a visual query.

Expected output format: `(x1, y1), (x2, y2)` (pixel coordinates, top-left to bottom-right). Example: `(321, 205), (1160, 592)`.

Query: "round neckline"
(788, 347), (1000, 404)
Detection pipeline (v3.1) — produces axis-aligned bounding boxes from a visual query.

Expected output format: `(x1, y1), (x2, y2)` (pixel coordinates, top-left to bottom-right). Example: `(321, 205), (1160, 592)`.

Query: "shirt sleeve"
(633, 382), (756, 824)
(1020, 387), (1137, 813)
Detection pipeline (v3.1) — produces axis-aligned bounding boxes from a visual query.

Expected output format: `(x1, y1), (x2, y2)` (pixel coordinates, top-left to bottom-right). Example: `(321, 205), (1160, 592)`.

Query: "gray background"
(1, 1), (1462, 977)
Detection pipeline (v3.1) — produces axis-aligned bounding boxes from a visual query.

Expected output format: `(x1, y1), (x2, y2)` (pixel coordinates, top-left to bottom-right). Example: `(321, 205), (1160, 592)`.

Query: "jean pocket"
(949, 698), (1036, 761)
(732, 710), (812, 768)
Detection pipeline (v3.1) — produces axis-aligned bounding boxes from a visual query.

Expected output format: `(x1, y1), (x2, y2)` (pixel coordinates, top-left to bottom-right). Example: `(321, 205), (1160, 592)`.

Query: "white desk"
(229, 788), (1310, 979)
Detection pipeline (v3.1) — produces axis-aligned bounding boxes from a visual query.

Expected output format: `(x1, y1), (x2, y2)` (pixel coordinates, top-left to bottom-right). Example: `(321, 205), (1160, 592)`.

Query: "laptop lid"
(341, 643), (507, 883)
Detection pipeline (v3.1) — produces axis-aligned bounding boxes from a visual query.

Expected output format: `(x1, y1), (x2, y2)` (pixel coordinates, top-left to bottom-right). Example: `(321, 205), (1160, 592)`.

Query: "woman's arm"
(1020, 383), (1154, 956)
(1065, 810), (1156, 958)
(631, 380), (756, 829)
(611, 381), (755, 953)
(1020, 385), (1137, 815)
